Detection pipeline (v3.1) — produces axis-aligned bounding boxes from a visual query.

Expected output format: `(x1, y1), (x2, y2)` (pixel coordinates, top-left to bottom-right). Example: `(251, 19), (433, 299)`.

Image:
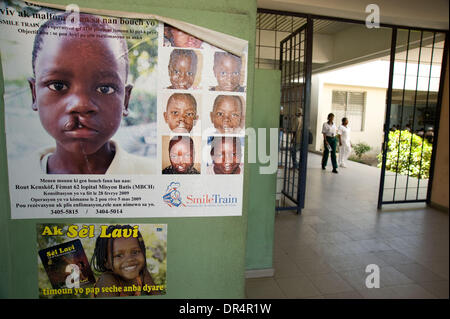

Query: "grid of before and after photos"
(159, 24), (247, 176)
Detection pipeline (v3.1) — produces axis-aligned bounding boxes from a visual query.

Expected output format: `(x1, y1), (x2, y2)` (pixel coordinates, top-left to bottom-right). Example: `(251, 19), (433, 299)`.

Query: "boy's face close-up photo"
(169, 139), (194, 174)
(211, 138), (241, 174)
(29, 33), (131, 156)
(164, 95), (198, 133)
(106, 237), (145, 282)
(210, 96), (242, 134)
(168, 54), (196, 89)
(214, 55), (241, 91)
(170, 27), (202, 48)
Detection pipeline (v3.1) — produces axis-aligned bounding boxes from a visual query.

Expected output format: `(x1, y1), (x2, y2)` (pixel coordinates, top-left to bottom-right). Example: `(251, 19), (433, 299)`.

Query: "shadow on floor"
(246, 153), (449, 299)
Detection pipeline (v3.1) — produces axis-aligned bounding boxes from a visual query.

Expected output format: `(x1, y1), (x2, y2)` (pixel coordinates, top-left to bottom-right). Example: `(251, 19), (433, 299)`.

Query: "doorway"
(278, 19), (312, 213)
(256, 9), (448, 211)
(378, 29), (448, 208)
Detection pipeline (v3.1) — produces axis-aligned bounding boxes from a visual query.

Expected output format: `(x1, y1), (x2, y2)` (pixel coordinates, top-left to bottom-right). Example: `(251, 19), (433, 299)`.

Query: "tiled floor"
(246, 153), (449, 299)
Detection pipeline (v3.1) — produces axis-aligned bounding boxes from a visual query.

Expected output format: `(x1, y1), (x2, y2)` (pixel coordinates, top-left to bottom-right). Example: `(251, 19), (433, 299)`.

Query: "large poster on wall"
(0, 0), (248, 219)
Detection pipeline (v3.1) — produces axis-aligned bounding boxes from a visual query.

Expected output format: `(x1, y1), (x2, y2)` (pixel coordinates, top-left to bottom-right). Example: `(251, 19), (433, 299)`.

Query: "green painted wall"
(0, 0), (257, 298)
(245, 69), (281, 270)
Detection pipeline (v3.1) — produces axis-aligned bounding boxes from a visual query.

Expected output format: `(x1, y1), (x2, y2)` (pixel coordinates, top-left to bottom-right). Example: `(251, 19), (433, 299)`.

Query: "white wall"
(308, 74), (320, 151)
(313, 83), (386, 154)
(320, 60), (390, 88)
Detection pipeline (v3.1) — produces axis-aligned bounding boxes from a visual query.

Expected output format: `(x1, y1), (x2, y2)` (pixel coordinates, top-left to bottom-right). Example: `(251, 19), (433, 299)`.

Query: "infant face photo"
(210, 136), (242, 175)
(163, 93), (198, 133)
(210, 95), (243, 134)
(167, 49), (198, 90)
(212, 52), (244, 92)
(164, 25), (203, 48)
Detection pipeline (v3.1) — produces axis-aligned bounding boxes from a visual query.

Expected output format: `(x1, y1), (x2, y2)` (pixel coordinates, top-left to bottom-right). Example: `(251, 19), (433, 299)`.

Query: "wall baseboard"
(429, 201), (449, 213)
(245, 268), (275, 279)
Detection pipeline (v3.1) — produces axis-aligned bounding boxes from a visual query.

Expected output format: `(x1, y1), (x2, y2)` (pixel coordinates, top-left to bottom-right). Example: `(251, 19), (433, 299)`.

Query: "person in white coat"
(338, 117), (352, 168)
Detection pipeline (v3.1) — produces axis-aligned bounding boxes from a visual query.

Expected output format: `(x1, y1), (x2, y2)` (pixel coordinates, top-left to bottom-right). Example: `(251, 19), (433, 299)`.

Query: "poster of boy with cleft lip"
(0, 0), (248, 219)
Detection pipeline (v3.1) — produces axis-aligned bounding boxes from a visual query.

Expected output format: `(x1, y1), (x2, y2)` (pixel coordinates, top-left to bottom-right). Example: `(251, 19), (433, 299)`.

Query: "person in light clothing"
(290, 109), (303, 169)
(338, 117), (352, 168)
(321, 113), (338, 173)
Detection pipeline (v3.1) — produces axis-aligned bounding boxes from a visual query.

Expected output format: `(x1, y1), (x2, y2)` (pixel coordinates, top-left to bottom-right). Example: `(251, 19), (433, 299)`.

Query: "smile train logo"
(163, 182), (186, 207)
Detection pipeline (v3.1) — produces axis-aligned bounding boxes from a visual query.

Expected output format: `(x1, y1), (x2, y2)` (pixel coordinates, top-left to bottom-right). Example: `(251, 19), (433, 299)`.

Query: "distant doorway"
(256, 9), (448, 211)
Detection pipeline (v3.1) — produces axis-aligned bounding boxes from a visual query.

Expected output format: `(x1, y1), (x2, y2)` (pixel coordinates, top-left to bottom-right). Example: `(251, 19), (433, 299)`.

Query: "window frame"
(331, 90), (366, 132)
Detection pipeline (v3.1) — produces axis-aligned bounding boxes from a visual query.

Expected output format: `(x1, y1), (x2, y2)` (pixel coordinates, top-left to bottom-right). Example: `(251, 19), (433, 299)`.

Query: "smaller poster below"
(36, 223), (167, 298)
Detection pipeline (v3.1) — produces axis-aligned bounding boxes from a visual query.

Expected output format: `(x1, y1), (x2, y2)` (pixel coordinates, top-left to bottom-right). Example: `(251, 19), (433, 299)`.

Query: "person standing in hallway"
(290, 108), (303, 169)
(338, 117), (352, 168)
(321, 113), (338, 173)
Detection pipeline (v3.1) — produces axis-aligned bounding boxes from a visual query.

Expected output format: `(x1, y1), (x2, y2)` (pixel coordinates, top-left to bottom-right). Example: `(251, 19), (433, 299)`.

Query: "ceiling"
(257, 0), (449, 31)
(255, 11), (446, 73)
(257, 13), (305, 32)
(257, 12), (355, 37)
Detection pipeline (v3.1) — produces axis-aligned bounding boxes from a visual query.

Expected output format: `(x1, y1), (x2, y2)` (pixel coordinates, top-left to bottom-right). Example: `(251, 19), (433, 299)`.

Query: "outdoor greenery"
(127, 36), (158, 84)
(377, 130), (432, 179)
(123, 88), (157, 126)
(123, 31), (158, 127)
(353, 142), (371, 160)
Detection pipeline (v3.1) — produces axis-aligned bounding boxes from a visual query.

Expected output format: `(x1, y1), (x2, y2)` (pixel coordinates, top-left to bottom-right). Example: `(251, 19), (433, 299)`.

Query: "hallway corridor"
(246, 153), (449, 299)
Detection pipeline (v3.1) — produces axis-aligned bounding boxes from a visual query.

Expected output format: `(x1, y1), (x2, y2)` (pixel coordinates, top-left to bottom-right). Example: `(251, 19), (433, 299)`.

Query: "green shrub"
(377, 130), (432, 179)
(353, 142), (371, 159)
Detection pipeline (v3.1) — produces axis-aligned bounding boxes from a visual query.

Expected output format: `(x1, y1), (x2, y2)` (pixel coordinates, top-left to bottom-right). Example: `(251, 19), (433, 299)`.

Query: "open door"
(378, 28), (448, 208)
(277, 18), (313, 214)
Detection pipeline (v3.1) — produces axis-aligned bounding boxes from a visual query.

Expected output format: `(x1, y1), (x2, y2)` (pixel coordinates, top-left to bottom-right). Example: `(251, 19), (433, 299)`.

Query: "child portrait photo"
(1, 6), (159, 175)
(161, 92), (201, 135)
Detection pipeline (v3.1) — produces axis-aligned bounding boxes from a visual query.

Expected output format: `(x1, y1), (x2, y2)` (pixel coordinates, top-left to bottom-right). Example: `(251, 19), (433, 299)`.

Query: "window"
(331, 91), (366, 131)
